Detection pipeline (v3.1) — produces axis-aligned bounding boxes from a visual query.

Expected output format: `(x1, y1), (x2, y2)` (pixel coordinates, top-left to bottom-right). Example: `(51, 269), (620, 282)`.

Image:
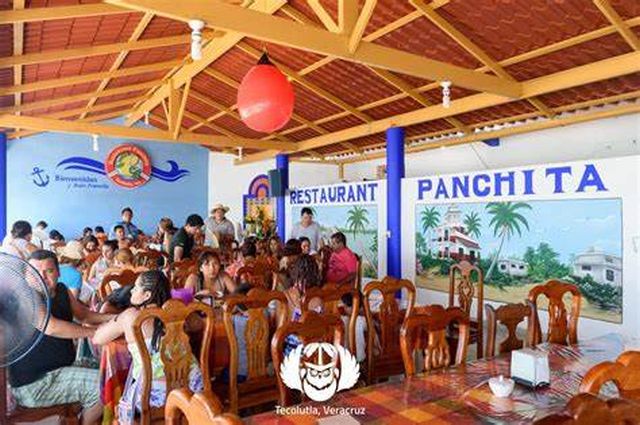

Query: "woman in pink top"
(326, 232), (358, 284)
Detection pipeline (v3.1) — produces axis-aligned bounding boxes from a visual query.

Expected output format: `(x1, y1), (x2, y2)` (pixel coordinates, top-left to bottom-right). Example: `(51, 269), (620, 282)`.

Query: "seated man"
(109, 207), (143, 241)
(9, 250), (114, 425)
(326, 232), (358, 285)
(169, 214), (204, 262)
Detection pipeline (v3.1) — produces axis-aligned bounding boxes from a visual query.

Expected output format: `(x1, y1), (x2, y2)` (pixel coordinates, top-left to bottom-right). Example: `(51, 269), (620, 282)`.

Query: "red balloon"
(237, 63), (295, 133)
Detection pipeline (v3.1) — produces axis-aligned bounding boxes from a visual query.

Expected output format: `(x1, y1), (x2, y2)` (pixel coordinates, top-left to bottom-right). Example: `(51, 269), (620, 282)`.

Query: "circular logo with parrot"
(104, 144), (151, 188)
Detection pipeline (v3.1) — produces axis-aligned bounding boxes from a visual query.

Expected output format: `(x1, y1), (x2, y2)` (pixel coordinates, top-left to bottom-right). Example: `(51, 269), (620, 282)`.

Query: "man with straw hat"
(205, 204), (235, 247)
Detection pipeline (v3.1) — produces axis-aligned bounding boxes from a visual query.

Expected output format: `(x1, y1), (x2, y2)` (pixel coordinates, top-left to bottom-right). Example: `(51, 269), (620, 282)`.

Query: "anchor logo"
(31, 167), (50, 187)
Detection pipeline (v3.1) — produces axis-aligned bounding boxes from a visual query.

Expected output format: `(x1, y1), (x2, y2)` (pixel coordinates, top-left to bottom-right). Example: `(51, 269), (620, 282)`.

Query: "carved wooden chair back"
(135, 250), (168, 270)
(400, 305), (470, 376)
(580, 351), (640, 401)
(165, 389), (242, 425)
(362, 276), (416, 383)
(271, 311), (344, 406)
(534, 393), (640, 425)
(485, 301), (537, 358)
(235, 262), (273, 290)
(98, 269), (138, 301)
(222, 288), (287, 413)
(133, 299), (214, 425)
(301, 282), (361, 354)
(449, 261), (484, 358)
(528, 280), (581, 345)
(171, 259), (197, 289)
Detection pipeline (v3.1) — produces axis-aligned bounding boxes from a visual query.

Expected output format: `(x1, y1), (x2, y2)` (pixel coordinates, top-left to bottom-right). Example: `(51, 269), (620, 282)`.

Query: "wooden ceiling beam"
(307, 0), (339, 32)
(593, 0), (640, 51)
(348, 0), (377, 53)
(12, 0), (26, 130)
(411, 0), (554, 118)
(0, 3), (127, 24)
(338, 0), (359, 35)
(0, 32), (220, 69)
(115, 0), (287, 126)
(0, 81), (158, 115)
(80, 12), (155, 119)
(336, 102), (640, 164)
(0, 59), (180, 96)
(105, 0), (521, 98)
(0, 115), (295, 151)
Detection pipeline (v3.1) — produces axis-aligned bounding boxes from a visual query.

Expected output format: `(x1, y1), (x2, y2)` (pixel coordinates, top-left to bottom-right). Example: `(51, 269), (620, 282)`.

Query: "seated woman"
(299, 236), (313, 255)
(150, 217), (176, 253)
(279, 238), (302, 272)
(82, 235), (99, 257)
(185, 251), (236, 297)
(268, 235), (283, 260)
(104, 248), (138, 275)
(87, 240), (118, 290)
(1, 220), (39, 259)
(282, 255), (323, 355)
(93, 271), (204, 421)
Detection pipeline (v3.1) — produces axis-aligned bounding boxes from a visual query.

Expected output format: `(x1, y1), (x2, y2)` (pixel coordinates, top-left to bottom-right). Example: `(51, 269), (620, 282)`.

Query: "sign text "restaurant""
(290, 182), (378, 205)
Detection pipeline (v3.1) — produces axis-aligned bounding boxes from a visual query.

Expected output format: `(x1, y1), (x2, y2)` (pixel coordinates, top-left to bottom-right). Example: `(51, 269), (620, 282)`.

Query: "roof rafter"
(593, 0), (640, 50)
(411, 0), (554, 118)
(0, 115), (297, 151)
(12, 0), (25, 119)
(105, 0), (521, 98)
(348, 0), (377, 53)
(307, 0), (339, 32)
(0, 3), (127, 24)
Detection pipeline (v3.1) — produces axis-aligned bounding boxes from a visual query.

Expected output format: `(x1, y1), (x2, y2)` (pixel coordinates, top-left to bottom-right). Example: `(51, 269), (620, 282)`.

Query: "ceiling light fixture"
(189, 19), (206, 61)
(92, 134), (99, 152)
(144, 111), (150, 125)
(441, 81), (451, 108)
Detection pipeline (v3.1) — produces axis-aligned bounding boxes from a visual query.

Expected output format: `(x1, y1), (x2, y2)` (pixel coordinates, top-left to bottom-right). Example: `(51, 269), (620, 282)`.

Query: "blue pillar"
(275, 154), (289, 241)
(386, 127), (405, 279)
(0, 132), (6, 240)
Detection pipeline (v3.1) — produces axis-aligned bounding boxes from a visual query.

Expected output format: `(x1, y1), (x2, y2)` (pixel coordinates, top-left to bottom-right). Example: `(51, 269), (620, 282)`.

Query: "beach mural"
(414, 199), (623, 323)
(291, 204), (379, 279)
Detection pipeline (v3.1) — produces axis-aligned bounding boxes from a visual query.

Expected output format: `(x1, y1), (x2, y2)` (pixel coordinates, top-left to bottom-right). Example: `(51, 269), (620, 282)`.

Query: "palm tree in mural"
(463, 212), (482, 239)
(345, 206), (372, 267)
(420, 206), (440, 255)
(485, 201), (532, 279)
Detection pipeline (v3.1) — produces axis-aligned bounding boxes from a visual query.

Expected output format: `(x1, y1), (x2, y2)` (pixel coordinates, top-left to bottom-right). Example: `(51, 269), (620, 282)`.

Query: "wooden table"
(245, 334), (634, 424)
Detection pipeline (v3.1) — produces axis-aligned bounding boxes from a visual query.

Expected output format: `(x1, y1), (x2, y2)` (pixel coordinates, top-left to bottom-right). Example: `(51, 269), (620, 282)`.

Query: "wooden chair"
(448, 261), (484, 359)
(534, 393), (640, 425)
(400, 305), (470, 376)
(580, 351), (640, 401)
(133, 299), (214, 425)
(82, 251), (101, 282)
(0, 368), (81, 425)
(485, 302), (537, 358)
(135, 250), (168, 270)
(221, 288), (287, 413)
(302, 282), (360, 355)
(171, 259), (197, 289)
(528, 280), (581, 345)
(271, 311), (345, 406)
(98, 269), (138, 301)
(362, 276), (416, 384)
(165, 389), (242, 425)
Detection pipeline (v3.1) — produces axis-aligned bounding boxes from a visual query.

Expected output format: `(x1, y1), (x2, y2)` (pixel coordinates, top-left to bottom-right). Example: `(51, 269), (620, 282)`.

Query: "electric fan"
(0, 253), (50, 368)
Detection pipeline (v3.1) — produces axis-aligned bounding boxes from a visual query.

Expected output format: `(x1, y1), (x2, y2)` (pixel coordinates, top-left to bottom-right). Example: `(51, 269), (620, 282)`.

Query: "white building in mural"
(498, 258), (528, 277)
(434, 205), (481, 262)
(572, 247), (622, 286)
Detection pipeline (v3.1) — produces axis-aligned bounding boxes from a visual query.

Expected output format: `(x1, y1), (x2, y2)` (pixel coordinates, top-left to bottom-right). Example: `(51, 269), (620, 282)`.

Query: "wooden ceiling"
(0, 0), (639, 164)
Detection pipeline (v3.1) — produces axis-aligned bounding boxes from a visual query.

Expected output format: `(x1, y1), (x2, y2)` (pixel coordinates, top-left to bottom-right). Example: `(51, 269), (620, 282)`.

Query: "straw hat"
(60, 240), (84, 260)
(210, 204), (230, 214)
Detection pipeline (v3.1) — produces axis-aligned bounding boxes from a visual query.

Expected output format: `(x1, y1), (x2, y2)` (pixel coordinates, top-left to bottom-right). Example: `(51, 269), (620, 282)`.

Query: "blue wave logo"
(56, 157), (190, 182)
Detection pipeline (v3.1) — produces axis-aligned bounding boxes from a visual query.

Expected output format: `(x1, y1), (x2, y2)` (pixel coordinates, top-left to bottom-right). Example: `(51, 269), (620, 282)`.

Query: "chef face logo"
(279, 342), (360, 402)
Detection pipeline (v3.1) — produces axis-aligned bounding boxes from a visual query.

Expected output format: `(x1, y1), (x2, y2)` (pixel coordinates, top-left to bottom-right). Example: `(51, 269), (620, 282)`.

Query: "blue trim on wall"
(386, 127), (405, 279)
(276, 154), (289, 241)
(0, 133), (6, 239)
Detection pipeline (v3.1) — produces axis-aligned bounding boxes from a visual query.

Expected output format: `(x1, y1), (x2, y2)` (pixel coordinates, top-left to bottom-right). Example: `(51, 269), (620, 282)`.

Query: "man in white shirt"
(32, 221), (49, 249)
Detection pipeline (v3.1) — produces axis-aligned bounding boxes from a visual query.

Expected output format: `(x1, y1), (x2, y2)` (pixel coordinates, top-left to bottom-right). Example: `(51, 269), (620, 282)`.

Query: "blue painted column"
(386, 127), (405, 279)
(0, 132), (6, 239)
(275, 154), (289, 241)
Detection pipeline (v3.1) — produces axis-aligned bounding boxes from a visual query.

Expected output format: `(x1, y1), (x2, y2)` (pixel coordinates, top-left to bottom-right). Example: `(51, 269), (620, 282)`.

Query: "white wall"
(344, 113), (640, 181)
(207, 153), (339, 224)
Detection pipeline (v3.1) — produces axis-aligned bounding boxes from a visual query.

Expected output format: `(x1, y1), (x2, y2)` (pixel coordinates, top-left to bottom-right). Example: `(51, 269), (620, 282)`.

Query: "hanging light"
(92, 134), (99, 152)
(441, 80), (451, 108)
(237, 53), (295, 133)
(144, 111), (150, 125)
(189, 19), (205, 61)
(237, 147), (243, 160)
